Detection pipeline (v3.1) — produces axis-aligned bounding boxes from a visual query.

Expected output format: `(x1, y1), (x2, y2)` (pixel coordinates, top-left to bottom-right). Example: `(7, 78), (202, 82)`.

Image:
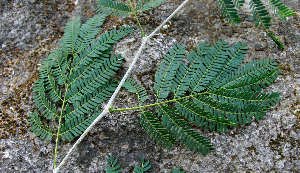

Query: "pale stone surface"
(0, 0), (299, 172)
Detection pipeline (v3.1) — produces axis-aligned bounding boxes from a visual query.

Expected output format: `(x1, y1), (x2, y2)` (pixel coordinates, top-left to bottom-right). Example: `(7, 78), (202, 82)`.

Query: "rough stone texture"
(0, 0), (299, 172)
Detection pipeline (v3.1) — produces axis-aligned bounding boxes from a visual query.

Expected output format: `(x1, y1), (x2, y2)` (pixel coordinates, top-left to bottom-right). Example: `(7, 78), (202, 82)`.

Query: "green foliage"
(123, 78), (148, 104)
(105, 155), (123, 173)
(136, 0), (166, 13)
(29, 14), (133, 142)
(268, 31), (284, 49)
(173, 166), (185, 173)
(217, 0), (244, 23)
(105, 156), (184, 172)
(268, 0), (295, 21)
(122, 40), (281, 154)
(96, 0), (165, 17)
(134, 157), (151, 173)
(249, 0), (271, 29)
(217, 0), (296, 49)
(96, 0), (132, 17)
(96, 0), (166, 37)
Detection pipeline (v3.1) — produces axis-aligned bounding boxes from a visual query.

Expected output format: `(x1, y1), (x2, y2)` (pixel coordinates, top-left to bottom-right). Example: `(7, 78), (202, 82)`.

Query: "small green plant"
(105, 155), (183, 173)
(105, 155), (123, 173)
(217, 0), (296, 49)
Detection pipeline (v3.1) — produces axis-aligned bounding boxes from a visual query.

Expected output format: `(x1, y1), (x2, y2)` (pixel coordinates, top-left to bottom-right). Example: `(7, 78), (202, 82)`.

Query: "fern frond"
(208, 41), (248, 90)
(268, 0), (295, 21)
(63, 82), (117, 120)
(96, 0), (132, 17)
(249, 0), (271, 29)
(32, 79), (59, 120)
(136, 0), (165, 13)
(31, 15), (132, 145)
(172, 42), (211, 98)
(140, 110), (177, 149)
(123, 78), (148, 104)
(134, 157), (151, 173)
(189, 40), (230, 93)
(175, 99), (236, 133)
(217, 0), (241, 23)
(220, 59), (281, 91)
(159, 105), (215, 154)
(28, 111), (54, 141)
(154, 43), (186, 101)
(61, 18), (81, 55)
(60, 110), (102, 141)
(105, 155), (123, 173)
(69, 26), (133, 83)
(74, 14), (106, 54)
(268, 31), (285, 49)
(66, 55), (124, 103)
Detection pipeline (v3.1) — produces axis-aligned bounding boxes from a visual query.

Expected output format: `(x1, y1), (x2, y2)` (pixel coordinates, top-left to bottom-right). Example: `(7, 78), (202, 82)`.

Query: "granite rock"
(0, 0), (299, 172)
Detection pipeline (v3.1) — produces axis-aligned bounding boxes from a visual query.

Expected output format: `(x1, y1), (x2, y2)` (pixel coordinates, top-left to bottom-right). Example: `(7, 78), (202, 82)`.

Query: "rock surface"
(0, 0), (299, 172)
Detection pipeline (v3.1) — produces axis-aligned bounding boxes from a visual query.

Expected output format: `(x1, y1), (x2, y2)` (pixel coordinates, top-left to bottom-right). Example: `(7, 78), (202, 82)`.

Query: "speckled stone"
(0, 0), (299, 172)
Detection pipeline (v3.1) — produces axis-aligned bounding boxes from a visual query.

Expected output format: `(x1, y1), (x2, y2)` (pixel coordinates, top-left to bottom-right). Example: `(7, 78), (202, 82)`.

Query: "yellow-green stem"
(109, 92), (208, 112)
(53, 85), (69, 168)
(128, 0), (146, 37)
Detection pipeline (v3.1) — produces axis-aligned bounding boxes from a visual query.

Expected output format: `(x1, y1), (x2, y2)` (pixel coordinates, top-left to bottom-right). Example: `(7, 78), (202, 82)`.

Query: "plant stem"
(53, 85), (69, 168)
(128, 0), (146, 37)
(109, 92), (208, 112)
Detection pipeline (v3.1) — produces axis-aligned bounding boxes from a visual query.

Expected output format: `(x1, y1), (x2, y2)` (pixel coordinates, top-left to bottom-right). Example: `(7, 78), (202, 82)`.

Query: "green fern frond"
(30, 15), (133, 144)
(66, 55), (124, 103)
(96, 0), (132, 17)
(154, 43), (186, 101)
(105, 155), (123, 173)
(249, 0), (271, 29)
(268, 0), (295, 21)
(69, 26), (133, 81)
(28, 111), (54, 141)
(63, 82), (117, 120)
(268, 31), (285, 49)
(123, 78), (148, 104)
(136, 0), (165, 13)
(32, 79), (59, 120)
(120, 41), (281, 153)
(189, 40), (230, 93)
(221, 59), (281, 91)
(140, 110), (177, 149)
(172, 42), (211, 98)
(159, 105), (215, 154)
(175, 99), (236, 133)
(217, 0), (241, 23)
(134, 157), (151, 173)
(60, 18), (81, 55)
(74, 14), (106, 54)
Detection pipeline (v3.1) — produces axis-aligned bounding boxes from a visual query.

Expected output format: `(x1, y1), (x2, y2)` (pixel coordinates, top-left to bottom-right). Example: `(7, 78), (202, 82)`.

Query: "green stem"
(128, 0), (146, 37)
(109, 92), (208, 112)
(53, 85), (69, 168)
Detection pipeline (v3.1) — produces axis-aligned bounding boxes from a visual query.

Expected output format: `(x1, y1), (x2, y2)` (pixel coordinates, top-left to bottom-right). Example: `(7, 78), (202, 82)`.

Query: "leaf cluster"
(105, 155), (184, 173)
(217, 0), (295, 48)
(122, 40), (281, 154)
(29, 15), (133, 141)
(96, 0), (165, 17)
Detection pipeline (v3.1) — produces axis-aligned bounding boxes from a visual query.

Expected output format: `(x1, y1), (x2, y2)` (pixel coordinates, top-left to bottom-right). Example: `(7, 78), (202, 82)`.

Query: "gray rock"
(0, 0), (299, 172)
